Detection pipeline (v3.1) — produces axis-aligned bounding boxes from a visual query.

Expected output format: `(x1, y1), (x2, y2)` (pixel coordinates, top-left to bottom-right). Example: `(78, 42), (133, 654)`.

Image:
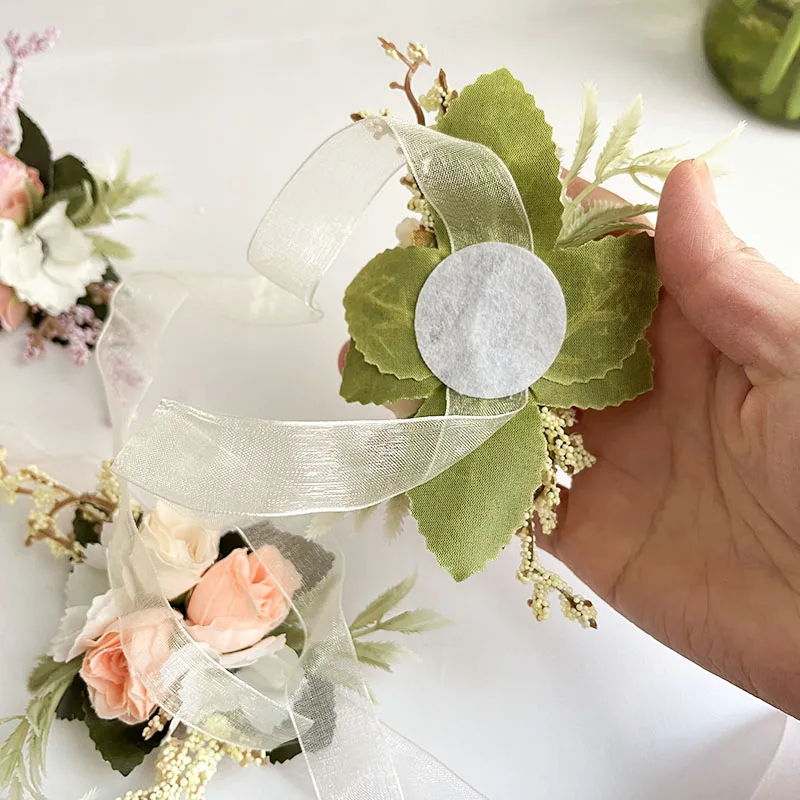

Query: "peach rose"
(185, 545), (301, 654)
(80, 610), (175, 725)
(0, 149), (44, 226)
(0, 282), (27, 331)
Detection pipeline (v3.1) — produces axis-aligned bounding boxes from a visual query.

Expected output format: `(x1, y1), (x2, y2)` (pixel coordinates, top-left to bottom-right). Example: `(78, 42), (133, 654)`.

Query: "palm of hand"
(555, 291), (800, 715)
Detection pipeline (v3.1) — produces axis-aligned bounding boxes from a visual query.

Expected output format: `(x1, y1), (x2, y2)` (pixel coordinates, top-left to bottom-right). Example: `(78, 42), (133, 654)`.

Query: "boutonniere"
(0, 29), (157, 365)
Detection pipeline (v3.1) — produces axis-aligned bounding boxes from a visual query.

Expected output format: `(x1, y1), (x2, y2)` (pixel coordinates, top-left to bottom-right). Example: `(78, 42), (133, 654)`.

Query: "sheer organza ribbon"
(97, 117), (537, 798)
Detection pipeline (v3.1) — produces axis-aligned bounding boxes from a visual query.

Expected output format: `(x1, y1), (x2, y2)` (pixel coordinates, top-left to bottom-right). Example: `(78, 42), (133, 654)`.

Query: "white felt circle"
(414, 242), (567, 399)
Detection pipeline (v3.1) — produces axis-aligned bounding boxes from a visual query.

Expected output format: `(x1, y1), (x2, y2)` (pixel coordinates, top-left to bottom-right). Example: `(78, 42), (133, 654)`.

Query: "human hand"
(338, 160), (800, 716)
(542, 160), (800, 717)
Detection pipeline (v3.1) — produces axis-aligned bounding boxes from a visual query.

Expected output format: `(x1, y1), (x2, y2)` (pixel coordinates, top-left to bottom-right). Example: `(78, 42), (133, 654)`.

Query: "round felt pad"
(414, 242), (567, 399)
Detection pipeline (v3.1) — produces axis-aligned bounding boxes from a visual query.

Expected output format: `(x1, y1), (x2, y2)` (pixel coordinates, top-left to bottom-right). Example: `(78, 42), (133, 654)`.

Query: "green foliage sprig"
(558, 86), (744, 248)
(0, 657), (81, 800)
(349, 574), (452, 672)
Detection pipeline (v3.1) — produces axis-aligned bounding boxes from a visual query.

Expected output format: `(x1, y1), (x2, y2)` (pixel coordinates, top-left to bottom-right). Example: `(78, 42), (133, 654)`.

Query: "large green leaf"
(340, 343), (441, 406)
(436, 69), (564, 255)
(532, 338), (653, 409)
(344, 246), (444, 380)
(544, 233), (659, 385)
(16, 110), (53, 191)
(408, 389), (547, 581)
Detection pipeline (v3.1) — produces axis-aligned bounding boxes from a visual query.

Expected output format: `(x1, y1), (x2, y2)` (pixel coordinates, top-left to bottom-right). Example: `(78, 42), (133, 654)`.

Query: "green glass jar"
(705, 0), (800, 125)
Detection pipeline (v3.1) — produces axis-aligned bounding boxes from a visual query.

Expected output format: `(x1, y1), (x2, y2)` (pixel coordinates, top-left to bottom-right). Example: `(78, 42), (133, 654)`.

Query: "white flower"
(140, 502), (221, 600)
(49, 544), (118, 663)
(395, 217), (419, 248)
(0, 201), (105, 314)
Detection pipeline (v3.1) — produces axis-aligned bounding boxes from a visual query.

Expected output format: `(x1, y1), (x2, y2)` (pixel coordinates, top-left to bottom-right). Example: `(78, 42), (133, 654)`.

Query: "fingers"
(656, 160), (800, 382)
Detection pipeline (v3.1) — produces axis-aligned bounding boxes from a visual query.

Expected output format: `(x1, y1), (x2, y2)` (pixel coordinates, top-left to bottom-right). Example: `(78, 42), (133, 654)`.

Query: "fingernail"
(693, 159), (717, 206)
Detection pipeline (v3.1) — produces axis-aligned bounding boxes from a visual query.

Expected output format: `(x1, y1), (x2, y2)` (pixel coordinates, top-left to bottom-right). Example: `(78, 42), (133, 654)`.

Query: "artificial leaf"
(594, 96), (643, 182)
(340, 343), (441, 406)
(55, 676), (87, 722)
(557, 201), (657, 249)
(408, 389), (547, 581)
(384, 493), (410, 541)
(344, 247), (443, 380)
(543, 232), (659, 385)
(88, 234), (134, 261)
(16, 110), (53, 191)
(353, 640), (416, 673)
(563, 83), (599, 189)
(72, 510), (101, 548)
(436, 69), (564, 254)
(50, 155), (98, 224)
(79, 695), (161, 776)
(532, 338), (653, 410)
(379, 609), (453, 634)
(304, 512), (346, 541)
(269, 739), (302, 764)
(350, 574), (417, 631)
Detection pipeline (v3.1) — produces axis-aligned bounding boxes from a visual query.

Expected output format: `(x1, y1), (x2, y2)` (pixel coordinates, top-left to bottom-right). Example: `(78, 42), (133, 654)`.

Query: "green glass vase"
(704, 0), (800, 125)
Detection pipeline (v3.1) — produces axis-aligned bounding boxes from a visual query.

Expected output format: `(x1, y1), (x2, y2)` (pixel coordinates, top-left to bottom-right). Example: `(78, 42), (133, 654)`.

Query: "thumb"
(656, 160), (800, 381)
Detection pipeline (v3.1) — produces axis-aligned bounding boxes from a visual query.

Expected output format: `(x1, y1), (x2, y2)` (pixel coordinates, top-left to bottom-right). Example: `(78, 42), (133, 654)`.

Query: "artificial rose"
(80, 609), (176, 725)
(0, 282), (27, 331)
(0, 149), (44, 226)
(185, 545), (301, 654)
(0, 201), (105, 315)
(141, 502), (221, 600)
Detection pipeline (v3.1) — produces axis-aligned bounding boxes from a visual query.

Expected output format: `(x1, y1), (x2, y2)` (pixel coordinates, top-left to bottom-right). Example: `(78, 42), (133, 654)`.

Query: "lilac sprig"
(23, 304), (104, 366)
(0, 27), (58, 152)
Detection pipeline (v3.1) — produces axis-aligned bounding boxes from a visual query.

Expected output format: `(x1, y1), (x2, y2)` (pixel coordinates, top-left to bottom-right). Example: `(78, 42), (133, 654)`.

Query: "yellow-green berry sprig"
(377, 36), (431, 125)
(514, 406), (598, 628)
(0, 446), (119, 561)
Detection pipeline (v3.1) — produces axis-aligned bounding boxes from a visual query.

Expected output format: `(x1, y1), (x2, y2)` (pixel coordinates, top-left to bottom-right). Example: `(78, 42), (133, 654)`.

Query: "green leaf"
(344, 247), (443, 380)
(55, 676), (88, 723)
(594, 96), (643, 182)
(72, 510), (102, 548)
(16, 111), (53, 192)
(353, 641), (416, 673)
(350, 574), (417, 632)
(269, 738), (302, 764)
(88, 234), (135, 261)
(408, 389), (547, 581)
(80, 697), (161, 776)
(563, 83), (599, 189)
(340, 343), (441, 406)
(532, 338), (653, 410)
(543, 233), (659, 385)
(378, 609), (453, 634)
(557, 201), (657, 249)
(50, 155), (99, 224)
(436, 68), (564, 254)
(384, 493), (410, 541)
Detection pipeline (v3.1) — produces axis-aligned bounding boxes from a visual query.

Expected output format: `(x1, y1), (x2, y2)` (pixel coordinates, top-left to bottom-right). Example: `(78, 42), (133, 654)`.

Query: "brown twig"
(378, 37), (429, 125)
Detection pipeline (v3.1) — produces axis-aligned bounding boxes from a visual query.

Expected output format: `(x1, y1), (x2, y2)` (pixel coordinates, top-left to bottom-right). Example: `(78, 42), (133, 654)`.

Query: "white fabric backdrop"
(0, 1), (797, 798)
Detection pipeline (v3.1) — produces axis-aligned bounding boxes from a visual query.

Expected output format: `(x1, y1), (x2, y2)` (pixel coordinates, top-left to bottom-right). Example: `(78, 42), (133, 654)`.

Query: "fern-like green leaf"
(353, 640), (417, 672)
(384, 494), (410, 541)
(379, 609), (453, 634)
(557, 200), (657, 248)
(563, 83), (599, 190)
(350, 574), (417, 631)
(594, 95), (643, 182)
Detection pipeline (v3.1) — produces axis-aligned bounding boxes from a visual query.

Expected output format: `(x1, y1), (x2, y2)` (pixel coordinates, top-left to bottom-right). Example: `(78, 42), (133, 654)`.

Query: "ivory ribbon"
(97, 117), (537, 798)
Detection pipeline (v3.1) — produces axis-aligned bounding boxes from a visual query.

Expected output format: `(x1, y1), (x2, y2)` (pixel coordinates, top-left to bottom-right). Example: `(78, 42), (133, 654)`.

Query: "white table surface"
(1, 1), (798, 798)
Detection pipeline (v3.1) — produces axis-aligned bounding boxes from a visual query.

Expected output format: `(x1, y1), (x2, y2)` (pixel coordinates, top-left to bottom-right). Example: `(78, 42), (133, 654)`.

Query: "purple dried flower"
(55, 305), (103, 366)
(23, 331), (46, 361)
(0, 28), (58, 152)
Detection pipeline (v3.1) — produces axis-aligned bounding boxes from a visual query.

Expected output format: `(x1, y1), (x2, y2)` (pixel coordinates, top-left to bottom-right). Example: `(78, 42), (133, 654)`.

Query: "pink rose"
(185, 545), (301, 654)
(80, 610), (175, 725)
(0, 149), (44, 226)
(0, 282), (27, 331)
